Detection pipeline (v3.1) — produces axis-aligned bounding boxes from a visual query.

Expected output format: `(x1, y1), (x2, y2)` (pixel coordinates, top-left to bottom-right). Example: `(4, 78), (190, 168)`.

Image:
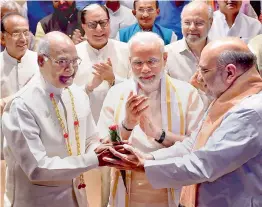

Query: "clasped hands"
(95, 141), (153, 172)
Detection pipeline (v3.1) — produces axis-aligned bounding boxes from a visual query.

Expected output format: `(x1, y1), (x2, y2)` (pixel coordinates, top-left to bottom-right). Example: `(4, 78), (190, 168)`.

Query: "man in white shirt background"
(75, 4), (130, 123)
(0, 13), (38, 115)
(165, 1), (213, 82)
(208, 0), (262, 43)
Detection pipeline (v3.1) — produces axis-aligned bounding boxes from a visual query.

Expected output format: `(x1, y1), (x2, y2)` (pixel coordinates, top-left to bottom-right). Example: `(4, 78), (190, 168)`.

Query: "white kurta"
(107, 5), (137, 39)
(75, 39), (130, 122)
(0, 49), (38, 99)
(145, 91), (262, 207)
(208, 10), (262, 43)
(98, 77), (205, 207)
(2, 74), (100, 207)
(165, 38), (199, 82)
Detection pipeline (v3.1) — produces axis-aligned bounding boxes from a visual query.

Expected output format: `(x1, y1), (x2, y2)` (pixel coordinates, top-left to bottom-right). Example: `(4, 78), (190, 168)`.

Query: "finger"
(127, 96), (147, 110)
(107, 58), (112, 66)
(136, 105), (149, 116)
(108, 147), (137, 165)
(92, 71), (102, 77)
(100, 63), (110, 69)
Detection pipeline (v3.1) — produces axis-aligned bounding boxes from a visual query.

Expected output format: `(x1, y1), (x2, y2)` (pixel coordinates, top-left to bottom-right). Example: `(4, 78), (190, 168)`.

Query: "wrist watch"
(108, 78), (115, 87)
(155, 129), (166, 144)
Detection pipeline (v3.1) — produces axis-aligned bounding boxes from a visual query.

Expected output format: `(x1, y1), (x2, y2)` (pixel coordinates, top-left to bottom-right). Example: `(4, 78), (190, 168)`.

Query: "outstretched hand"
(103, 144), (153, 172)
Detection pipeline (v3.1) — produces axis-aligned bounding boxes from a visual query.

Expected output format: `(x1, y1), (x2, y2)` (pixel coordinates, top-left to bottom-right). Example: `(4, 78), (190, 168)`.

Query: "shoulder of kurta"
(76, 41), (88, 55)
(109, 38), (128, 49)
(69, 84), (90, 103)
(170, 77), (197, 94)
(165, 40), (183, 54)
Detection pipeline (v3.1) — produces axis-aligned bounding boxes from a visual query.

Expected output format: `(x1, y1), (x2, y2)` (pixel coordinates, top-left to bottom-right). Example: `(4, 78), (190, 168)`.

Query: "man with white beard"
(97, 31), (204, 207)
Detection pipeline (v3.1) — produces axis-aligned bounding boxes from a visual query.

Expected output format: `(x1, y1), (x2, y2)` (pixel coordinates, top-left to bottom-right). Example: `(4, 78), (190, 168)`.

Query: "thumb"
(107, 58), (112, 66)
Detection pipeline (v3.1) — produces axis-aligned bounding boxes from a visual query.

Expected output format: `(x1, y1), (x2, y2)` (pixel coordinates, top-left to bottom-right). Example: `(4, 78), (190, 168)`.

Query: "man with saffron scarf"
(97, 31), (204, 207)
(105, 37), (262, 207)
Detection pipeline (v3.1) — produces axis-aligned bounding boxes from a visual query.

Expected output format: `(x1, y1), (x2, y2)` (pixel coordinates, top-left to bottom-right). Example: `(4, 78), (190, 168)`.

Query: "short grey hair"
(217, 50), (257, 72)
(0, 0), (25, 18)
(128, 32), (165, 54)
(37, 37), (50, 56)
(181, 1), (213, 20)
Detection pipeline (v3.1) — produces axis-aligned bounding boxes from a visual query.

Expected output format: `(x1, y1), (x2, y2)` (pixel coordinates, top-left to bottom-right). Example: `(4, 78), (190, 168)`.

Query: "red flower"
(109, 124), (118, 131)
(50, 93), (54, 98)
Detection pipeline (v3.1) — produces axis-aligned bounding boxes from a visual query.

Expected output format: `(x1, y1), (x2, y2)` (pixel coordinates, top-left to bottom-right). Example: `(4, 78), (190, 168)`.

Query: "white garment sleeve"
(97, 87), (116, 139)
(170, 32), (178, 43)
(145, 108), (262, 189)
(2, 98), (99, 184)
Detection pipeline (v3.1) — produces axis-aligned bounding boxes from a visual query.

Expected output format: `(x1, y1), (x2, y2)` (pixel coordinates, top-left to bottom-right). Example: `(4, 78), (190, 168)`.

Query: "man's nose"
(59, 0), (66, 5)
(142, 11), (149, 18)
(141, 62), (151, 73)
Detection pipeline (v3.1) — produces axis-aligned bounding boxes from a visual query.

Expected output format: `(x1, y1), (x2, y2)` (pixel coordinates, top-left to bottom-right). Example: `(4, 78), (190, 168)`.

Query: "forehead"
(4, 16), (29, 31)
(131, 42), (161, 58)
(199, 48), (217, 69)
(85, 7), (108, 21)
(50, 41), (78, 58)
(136, 0), (156, 8)
(182, 7), (209, 21)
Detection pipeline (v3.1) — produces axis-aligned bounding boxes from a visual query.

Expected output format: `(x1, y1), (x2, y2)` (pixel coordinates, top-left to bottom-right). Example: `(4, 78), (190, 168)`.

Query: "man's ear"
(132, 9), (136, 16)
(38, 55), (46, 67)
(208, 17), (213, 30)
(156, 8), (160, 16)
(163, 52), (168, 66)
(224, 64), (237, 84)
(0, 32), (6, 47)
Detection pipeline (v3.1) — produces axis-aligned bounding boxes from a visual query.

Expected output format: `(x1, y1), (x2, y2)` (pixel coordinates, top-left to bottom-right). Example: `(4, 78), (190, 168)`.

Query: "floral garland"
(50, 88), (86, 189)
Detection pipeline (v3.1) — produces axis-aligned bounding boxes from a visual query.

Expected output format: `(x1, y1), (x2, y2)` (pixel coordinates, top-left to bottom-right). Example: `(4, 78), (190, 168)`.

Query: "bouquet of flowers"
(109, 124), (128, 194)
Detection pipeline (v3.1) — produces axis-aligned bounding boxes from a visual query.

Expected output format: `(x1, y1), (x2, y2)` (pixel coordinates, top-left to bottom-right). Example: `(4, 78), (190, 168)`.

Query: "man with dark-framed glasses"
(74, 3), (130, 123)
(116, 0), (177, 45)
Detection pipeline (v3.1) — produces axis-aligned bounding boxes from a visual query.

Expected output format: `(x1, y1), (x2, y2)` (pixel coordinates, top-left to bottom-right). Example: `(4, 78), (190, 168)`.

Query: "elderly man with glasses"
(97, 31), (204, 207)
(2, 31), (113, 207)
(0, 13), (38, 116)
(116, 0), (177, 45)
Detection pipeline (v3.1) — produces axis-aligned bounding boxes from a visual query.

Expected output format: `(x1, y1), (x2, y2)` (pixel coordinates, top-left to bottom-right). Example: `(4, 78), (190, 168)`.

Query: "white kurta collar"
(3, 48), (22, 65)
(217, 10), (242, 28)
(40, 74), (63, 96)
(85, 40), (109, 57)
(177, 38), (190, 53)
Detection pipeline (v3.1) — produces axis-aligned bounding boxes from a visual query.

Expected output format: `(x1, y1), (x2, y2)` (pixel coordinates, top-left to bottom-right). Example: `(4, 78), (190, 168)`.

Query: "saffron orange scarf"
(180, 67), (262, 207)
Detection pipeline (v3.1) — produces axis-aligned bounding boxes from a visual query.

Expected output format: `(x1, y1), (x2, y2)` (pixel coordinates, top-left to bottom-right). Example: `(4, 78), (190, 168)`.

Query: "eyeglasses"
(136, 8), (156, 14)
(86, 19), (109, 30)
(131, 57), (160, 70)
(4, 30), (30, 39)
(182, 21), (205, 28)
(44, 55), (82, 68)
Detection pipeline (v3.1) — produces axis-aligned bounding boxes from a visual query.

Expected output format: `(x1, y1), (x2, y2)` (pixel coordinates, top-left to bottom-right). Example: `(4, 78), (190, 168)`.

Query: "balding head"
(199, 37), (256, 98)
(38, 31), (79, 88)
(181, 1), (213, 45)
(202, 37), (255, 72)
